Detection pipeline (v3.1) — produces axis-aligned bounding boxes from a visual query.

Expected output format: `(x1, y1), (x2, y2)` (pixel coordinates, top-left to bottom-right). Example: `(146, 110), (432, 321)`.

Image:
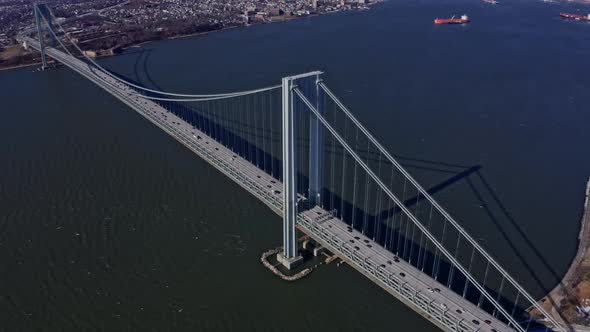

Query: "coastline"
(0, 2), (383, 73)
(107, 4), (384, 50)
(0, 24), (267, 72)
(531, 177), (590, 329)
(0, 62), (39, 72)
(0, 24), (246, 72)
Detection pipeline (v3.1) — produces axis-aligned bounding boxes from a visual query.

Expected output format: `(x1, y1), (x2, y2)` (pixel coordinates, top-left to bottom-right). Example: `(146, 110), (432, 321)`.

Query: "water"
(2, 0), (590, 330)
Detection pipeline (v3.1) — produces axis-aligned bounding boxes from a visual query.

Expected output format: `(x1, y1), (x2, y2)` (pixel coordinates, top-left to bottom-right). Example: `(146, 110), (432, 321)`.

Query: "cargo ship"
(560, 13), (590, 21)
(434, 15), (470, 25)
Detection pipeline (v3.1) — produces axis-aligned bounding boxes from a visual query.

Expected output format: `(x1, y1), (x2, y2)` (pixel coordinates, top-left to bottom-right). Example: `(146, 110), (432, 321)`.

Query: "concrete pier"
(276, 252), (304, 270)
(313, 245), (326, 257)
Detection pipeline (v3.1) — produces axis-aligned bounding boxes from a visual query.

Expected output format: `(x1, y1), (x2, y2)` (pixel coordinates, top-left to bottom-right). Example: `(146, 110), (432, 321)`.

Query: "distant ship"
(483, 0), (498, 4)
(434, 15), (470, 25)
(560, 13), (590, 22)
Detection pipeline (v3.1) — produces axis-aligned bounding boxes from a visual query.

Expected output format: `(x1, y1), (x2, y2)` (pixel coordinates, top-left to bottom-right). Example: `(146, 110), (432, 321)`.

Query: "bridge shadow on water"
(106, 51), (570, 329)
(316, 155), (569, 329)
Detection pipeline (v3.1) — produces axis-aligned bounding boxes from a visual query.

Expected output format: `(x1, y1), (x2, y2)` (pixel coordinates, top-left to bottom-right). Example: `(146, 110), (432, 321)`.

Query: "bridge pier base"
(313, 245), (325, 257)
(276, 252), (304, 270)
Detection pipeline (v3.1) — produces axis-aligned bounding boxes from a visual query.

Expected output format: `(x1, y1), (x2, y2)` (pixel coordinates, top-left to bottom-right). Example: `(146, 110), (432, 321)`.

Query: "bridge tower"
(33, 3), (53, 70)
(309, 73), (323, 207)
(278, 71), (323, 270)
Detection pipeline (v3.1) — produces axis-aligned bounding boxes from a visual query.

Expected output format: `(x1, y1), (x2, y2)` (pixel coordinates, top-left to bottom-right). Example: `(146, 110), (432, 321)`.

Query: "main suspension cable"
(46, 7), (280, 99)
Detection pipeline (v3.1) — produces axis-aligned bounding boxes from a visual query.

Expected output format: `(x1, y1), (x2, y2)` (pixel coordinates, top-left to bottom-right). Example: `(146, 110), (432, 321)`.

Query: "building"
(83, 50), (97, 58)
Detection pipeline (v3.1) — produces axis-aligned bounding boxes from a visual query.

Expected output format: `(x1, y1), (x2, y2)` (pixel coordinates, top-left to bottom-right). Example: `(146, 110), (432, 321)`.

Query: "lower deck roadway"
(25, 38), (515, 332)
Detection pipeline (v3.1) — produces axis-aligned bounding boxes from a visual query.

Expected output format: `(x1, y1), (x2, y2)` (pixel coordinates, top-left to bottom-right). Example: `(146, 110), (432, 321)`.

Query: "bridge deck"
(25, 38), (513, 332)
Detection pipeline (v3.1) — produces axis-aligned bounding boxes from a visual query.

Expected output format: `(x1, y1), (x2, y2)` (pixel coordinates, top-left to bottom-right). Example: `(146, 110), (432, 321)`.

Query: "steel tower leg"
(33, 4), (47, 70)
(278, 72), (323, 270)
(277, 75), (301, 269)
(308, 73), (323, 206)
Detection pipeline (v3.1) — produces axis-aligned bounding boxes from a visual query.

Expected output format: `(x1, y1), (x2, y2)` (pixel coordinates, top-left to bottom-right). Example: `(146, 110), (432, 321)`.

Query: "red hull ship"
(560, 13), (590, 21)
(434, 15), (470, 25)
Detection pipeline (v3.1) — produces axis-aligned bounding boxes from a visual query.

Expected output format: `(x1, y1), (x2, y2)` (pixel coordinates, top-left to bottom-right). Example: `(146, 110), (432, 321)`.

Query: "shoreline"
(0, 3), (383, 73)
(0, 24), (268, 72)
(0, 62), (39, 72)
(0, 24), (246, 72)
(531, 177), (590, 329)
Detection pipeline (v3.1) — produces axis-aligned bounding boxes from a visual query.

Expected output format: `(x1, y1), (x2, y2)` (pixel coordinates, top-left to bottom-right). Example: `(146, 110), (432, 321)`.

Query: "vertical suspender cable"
(351, 126), (359, 229)
(329, 96), (337, 212)
(398, 178), (407, 257)
(448, 235), (462, 289)
(478, 261), (491, 308)
(270, 92), (274, 177)
(386, 167), (396, 251)
(262, 91), (267, 173)
(362, 140), (371, 235)
(340, 105), (348, 222)
(374, 154), (383, 242)
(409, 193), (420, 265)
(493, 277), (506, 318)
(254, 92), (260, 169)
(417, 203), (428, 270)
(435, 219), (448, 281)
(463, 247), (477, 298)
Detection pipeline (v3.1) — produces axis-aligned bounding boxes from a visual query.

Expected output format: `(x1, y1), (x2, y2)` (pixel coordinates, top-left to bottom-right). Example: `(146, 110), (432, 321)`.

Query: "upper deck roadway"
(24, 37), (514, 332)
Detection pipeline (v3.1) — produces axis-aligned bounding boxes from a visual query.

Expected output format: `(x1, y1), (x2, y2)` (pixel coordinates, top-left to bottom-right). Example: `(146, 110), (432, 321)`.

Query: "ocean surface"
(1, 0), (590, 330)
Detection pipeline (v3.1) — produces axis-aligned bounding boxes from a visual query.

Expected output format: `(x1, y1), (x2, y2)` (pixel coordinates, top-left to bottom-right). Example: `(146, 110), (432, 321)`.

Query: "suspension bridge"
(20, 4), (568, 332)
